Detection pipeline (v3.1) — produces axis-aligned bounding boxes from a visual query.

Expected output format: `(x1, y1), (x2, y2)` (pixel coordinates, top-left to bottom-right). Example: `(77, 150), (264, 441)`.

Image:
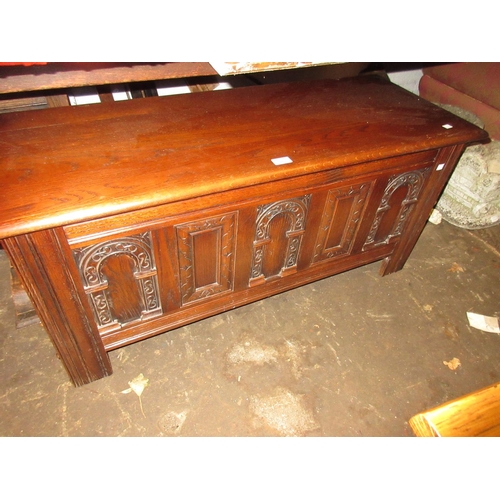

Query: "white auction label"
(271, 156), (293, 165)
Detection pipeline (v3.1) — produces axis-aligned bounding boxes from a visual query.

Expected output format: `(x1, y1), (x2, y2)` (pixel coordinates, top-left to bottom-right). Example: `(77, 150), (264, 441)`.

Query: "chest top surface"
(0, 75), (488, 239)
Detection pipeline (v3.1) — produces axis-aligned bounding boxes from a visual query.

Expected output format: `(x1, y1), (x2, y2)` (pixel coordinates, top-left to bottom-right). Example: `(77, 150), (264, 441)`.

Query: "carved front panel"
(176, 213), (237, 305)
(250, 195), (311, 286)
(72, 232), (162, 333)
(313, 182), (372, 263)
(363, 167), (431, 250)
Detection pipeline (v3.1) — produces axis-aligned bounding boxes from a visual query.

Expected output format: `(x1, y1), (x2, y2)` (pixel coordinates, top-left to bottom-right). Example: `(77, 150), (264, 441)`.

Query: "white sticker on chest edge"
(271, 156), (293, 166)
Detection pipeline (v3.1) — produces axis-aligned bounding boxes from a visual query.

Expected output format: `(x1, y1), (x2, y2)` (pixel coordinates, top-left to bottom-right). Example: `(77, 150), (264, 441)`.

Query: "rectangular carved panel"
(176, 212), (237, 305)
(250, 195), (311, 286)
(72, 231), (162, 334)
(313, 182), (372, 263)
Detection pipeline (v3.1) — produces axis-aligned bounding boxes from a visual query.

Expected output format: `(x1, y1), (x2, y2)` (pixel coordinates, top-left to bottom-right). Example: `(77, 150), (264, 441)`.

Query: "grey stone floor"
(1, 220), (500, 438)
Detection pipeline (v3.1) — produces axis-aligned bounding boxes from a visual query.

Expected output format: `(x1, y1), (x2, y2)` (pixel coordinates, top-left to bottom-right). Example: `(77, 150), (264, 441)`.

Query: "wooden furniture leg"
(379, 145), (465, 276)
(3, 228), (112, 386)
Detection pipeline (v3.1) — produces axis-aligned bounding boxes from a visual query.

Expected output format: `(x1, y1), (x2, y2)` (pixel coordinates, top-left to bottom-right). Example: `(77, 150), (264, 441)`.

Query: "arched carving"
(250, 195), (311, 286)
(363, 167), (431, 250)
(73, 232), (162, 332)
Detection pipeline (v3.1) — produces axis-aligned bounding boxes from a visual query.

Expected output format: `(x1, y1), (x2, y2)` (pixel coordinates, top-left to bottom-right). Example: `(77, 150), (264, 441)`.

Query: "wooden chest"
(0, 75), (488, 386)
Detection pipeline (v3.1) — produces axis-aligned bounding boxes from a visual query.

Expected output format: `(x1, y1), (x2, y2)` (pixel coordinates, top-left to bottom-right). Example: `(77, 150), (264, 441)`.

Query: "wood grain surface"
(0, 75), (488, 239)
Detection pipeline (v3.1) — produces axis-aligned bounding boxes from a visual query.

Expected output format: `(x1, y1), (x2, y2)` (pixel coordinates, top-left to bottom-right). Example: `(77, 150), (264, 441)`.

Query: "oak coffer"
(0, 75), (488, 386)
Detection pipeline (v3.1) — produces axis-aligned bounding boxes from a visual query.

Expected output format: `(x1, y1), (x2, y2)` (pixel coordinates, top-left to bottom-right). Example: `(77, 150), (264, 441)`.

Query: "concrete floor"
(1, 219), (499, 437)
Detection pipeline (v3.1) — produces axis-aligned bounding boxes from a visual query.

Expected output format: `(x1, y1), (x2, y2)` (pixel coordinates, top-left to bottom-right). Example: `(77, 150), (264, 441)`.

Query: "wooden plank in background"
(409, 381), (500, 436)
(0, 62), (219, 94)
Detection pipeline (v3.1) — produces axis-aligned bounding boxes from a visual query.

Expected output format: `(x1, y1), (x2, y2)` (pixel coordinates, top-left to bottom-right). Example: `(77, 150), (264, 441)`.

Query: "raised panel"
(313, 182), (372, 263)
(100, 254), (144, 324)
(363, 167), (432, 250)
(250, 195), (311, 286)
(192, 229), (221, 288)
(176, 212), (237, 305)
(72, 231), (162, 333)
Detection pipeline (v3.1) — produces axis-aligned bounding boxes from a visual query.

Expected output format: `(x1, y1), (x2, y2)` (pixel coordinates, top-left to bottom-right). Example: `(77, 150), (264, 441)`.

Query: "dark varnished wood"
(0, 75), (488, 385)
(0, 62), (219, 94)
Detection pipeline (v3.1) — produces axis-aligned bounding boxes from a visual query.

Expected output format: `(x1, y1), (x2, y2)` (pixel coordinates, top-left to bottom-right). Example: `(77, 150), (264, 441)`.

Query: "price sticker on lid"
(271, 156), (293, 166)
